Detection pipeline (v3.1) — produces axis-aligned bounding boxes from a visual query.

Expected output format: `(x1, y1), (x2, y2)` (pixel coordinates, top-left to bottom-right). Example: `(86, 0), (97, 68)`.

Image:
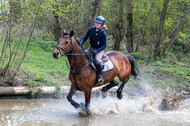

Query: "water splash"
(89, 82), (190, 116)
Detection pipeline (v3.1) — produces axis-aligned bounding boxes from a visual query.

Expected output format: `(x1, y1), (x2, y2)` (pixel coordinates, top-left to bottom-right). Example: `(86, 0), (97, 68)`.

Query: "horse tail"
(126, 55), (139, 78)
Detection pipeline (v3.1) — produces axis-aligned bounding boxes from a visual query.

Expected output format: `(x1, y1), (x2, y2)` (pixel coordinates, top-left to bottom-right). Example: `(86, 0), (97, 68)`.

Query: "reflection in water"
(0, 95), (190, 126)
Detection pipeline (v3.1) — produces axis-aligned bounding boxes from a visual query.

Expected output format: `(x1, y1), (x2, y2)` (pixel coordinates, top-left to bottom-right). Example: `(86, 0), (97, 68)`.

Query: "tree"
(53, 4), (61, 41)
(126, 0), (134, 53)
(0, 0), (42, 84)
(113, 0), (124, 51)
(163, 15), (188, 57)
(154, 0), (170, 58)
(89, 0), (101, 27)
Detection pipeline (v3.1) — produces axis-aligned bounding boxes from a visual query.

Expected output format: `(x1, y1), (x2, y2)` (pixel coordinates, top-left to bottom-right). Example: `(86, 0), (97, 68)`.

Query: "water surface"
(0, 95), (190, 126)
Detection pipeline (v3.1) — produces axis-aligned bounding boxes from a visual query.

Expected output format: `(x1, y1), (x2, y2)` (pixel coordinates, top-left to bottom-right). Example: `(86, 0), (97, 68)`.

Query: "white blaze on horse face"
(57, 51), (62, 58)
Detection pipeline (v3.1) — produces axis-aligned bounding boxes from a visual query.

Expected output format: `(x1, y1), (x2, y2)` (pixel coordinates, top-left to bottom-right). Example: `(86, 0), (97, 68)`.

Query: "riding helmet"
(95, 16), (105, 24)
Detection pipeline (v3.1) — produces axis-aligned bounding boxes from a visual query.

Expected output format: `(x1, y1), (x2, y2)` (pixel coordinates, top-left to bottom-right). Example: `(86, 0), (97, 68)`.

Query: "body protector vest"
(89, 27), (105, 49)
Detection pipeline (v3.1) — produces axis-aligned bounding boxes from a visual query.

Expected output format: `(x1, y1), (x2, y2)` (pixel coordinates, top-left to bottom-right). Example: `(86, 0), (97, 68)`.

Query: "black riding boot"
(96, 63), (104, 84)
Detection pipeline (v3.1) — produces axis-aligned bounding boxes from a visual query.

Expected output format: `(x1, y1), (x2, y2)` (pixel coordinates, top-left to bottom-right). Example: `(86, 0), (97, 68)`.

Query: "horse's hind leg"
(67, 85), (80, 109)
(101, 79), (119, 98)
(116, 79), (129, 100)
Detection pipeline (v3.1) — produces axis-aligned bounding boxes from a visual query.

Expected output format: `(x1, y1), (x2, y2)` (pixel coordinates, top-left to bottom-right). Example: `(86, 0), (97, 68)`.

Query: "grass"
(20, 38), (71, 87)
(137, 57), (190, 90)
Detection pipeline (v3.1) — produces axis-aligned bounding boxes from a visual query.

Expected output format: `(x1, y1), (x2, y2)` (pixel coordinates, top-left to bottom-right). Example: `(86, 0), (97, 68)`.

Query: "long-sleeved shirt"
(80, 27), (107, 53)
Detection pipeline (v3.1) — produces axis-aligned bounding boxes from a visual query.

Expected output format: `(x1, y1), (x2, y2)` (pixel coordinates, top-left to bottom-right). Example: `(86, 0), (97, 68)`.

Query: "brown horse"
(53, 30), (138, 114)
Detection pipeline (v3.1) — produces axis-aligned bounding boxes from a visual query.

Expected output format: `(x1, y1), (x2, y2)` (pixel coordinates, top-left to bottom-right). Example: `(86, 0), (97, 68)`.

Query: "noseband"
(56, 36), (73, 55)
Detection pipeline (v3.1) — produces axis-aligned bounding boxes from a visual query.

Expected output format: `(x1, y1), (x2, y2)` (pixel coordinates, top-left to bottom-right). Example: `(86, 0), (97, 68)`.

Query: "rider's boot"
(96, 63), (104, 84)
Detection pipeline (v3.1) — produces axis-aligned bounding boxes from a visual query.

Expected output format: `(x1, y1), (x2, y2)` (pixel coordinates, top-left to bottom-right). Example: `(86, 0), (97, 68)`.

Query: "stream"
(0, 94), (190, 126)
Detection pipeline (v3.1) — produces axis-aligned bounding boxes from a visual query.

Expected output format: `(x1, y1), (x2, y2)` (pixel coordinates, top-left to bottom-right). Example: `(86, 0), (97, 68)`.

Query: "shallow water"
(0, 95), (190, 126)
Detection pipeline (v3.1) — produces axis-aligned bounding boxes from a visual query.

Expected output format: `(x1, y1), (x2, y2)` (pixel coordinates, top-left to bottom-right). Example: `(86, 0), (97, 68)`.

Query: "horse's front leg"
(67, 84), (80, 109)
(84, 90), (92, 115)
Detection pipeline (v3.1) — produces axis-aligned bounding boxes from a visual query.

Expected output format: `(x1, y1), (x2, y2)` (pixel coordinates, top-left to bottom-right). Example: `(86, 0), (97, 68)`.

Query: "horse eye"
(65, 41), (69, 44)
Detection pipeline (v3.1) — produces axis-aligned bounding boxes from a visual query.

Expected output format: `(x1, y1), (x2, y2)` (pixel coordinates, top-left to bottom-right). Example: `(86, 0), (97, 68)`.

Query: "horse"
(53, 30), (138, 115)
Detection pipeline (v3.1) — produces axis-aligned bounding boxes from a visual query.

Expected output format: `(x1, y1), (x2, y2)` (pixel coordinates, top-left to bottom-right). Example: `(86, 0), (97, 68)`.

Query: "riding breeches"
(85, 46), (104, 65)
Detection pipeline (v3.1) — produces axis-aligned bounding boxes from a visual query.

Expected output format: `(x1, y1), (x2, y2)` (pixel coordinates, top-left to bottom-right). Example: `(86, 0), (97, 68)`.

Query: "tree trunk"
(140, 1), (156, 46)
(53, 3), (61, 41)
(154, 0), (170, 58)
(162, 15), (188, 58)
(126, 0), (134, 53)
(113, 0), (124, 51)
(97, 0), (102, 16)
(89, 0), (101, 27)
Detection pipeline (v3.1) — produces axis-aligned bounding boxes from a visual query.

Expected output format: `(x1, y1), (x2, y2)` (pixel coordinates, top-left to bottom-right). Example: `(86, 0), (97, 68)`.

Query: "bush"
(155, 61), (163, 67)
(129, 52), (148, 60)
(174, 38), (187, 46)
(171, 38), (189, 56)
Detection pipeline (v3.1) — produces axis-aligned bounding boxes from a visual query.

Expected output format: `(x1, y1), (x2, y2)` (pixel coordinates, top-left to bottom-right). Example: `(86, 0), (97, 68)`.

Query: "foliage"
(0, 0), (42, 84)
(174, 38), (187, 46)
(0, 0), (189, 88)
(129, 52), (148, 60)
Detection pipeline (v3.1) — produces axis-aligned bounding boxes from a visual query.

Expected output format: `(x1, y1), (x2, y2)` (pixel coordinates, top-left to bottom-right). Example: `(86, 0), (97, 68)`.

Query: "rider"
(80, 16), (108, 84)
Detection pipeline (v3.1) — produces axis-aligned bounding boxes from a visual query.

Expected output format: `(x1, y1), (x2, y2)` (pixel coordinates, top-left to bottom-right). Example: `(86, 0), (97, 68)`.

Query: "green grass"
(20, 38), (70, 87)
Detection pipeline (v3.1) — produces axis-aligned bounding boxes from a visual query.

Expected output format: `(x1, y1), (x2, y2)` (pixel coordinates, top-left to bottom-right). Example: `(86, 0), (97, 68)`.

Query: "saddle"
(89, 54), (114, 73)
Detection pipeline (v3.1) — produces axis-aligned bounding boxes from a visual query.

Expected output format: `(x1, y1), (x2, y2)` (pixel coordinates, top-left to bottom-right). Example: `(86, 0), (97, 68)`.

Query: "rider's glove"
(92, 50), (97, 55)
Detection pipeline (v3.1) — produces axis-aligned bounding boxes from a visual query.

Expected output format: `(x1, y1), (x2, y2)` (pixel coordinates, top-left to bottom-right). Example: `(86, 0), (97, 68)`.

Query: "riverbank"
(0, 86), (117, 98)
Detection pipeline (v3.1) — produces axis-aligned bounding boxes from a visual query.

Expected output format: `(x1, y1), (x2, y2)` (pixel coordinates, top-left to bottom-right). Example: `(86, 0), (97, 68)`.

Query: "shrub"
(155, 61), (163, 67)
(174, 38), (187, 46)
(129, 52), (148, 60)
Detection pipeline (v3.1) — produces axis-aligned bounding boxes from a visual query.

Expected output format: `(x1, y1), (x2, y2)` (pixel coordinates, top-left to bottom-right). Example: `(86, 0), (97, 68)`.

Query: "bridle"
(56, 36), (73, 56)
(56, 36), (90, 74)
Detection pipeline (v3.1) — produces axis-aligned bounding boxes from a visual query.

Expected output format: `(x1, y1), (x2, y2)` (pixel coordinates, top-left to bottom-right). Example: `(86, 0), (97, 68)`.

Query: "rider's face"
(95, 22), (103, 29)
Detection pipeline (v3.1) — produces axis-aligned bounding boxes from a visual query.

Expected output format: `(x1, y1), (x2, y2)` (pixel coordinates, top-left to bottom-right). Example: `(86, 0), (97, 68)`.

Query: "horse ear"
(63, 30), (66, 35)
(69, 30), (74, 37)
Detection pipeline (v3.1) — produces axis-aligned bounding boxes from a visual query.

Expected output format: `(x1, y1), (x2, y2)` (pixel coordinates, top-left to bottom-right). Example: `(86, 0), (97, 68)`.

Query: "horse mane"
(63, 31), (85, 52)
(72, 35), (85, 52)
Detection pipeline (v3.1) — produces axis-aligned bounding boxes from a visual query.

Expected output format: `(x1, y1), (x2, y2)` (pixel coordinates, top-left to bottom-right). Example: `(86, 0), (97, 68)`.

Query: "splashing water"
(89, 82), (190, 116)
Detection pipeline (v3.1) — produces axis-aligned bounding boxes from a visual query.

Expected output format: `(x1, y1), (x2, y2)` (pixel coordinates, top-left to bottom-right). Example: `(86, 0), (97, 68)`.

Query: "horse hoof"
(86, 109), (91, 115)
(102, 92), (107, 99)
(77, 103), (91, 116)
(78, 109), (87, 116)
(78, 108), (91, 116)
(117, 93), (123, 100)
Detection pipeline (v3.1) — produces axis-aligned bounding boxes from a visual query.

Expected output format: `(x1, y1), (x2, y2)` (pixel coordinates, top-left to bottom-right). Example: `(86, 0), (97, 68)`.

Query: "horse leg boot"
(116, 79), (129, 100)
(67, 86), (80, 109)
(101, 79), (119, 99)
(96, 62), (104, 84)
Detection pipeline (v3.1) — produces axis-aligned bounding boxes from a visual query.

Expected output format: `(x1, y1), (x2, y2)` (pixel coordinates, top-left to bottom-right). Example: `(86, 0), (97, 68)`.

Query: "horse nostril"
(53, 53), (59, 59)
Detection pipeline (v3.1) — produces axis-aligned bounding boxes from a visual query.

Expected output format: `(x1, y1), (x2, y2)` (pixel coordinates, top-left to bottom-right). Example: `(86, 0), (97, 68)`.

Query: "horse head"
(53, 30), (74, 59)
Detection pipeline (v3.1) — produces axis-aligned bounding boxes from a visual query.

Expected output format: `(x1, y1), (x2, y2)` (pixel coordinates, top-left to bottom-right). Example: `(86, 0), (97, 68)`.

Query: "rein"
(57, 36), (90, 74)
(65, 58), (90, 74)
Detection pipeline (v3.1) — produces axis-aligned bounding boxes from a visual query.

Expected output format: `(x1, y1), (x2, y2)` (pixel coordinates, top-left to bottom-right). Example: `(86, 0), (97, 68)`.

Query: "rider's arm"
(80, 28), (91, 46)
(96, 31), (107, 53)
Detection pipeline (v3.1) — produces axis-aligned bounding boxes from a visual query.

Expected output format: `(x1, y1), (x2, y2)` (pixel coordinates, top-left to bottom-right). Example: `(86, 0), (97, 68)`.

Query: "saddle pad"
(102, 60), (114, 73)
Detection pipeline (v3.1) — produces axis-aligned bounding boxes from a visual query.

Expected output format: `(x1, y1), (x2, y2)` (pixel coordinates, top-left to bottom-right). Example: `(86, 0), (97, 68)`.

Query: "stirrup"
(97, 75), (104, 84)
